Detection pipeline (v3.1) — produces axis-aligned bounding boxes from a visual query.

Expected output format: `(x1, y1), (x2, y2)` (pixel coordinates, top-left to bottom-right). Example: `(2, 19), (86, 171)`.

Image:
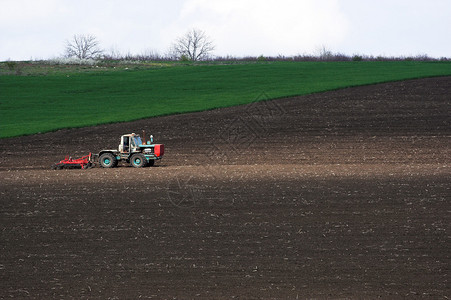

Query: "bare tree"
(316, 45), (333, 61)
(65, 34), (103, 59)
(172, 29), (215, 61)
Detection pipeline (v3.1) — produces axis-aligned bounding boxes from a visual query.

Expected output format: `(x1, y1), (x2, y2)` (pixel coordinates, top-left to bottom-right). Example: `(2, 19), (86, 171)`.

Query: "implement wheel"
(99, 153), (117, 168)
(130, 153), (147, 168)
(83, 162), (94, 169)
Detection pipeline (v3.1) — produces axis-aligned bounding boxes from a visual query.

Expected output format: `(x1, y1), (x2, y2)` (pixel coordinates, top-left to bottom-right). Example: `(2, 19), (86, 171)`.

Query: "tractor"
(97, 132), (164, 168)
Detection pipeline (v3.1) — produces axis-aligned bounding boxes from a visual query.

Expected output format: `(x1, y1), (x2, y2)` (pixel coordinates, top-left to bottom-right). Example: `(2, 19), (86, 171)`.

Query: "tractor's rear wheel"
(130, 153), (147, 168)
(99, 153), (117, 168)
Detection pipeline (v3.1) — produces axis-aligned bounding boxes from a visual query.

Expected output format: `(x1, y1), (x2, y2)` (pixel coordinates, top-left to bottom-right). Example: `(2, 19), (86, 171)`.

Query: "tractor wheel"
(99, 153), (117, 168)
(130, 153), (147, 168)
(147, 159), (155, 167)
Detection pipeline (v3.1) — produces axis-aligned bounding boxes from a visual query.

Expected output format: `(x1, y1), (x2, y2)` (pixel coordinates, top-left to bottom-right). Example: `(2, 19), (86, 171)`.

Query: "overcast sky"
(1, 0), (450, 61)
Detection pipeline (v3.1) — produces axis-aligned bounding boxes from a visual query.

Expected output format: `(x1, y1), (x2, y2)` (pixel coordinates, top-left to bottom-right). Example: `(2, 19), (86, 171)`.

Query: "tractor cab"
(119, 133), (142, 153)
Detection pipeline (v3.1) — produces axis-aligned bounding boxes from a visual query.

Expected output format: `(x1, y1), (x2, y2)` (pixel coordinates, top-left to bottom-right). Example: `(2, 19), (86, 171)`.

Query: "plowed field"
(1, 77), (450, 298)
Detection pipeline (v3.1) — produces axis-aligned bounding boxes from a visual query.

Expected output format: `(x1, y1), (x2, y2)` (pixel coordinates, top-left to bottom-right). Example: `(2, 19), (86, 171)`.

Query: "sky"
(1, 0), (450, 61)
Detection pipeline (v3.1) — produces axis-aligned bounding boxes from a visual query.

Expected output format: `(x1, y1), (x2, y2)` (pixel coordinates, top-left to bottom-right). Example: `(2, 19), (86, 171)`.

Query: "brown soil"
(1, 77), (450, 299)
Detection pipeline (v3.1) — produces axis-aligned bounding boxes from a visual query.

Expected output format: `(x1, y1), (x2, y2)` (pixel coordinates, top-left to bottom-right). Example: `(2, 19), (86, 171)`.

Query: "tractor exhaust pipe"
(142, 130), (146, 144)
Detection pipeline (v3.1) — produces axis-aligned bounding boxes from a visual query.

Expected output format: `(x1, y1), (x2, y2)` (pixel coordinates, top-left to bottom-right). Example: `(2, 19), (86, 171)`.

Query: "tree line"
(64, 29), (448, 63)
(65, 29), (214, 62)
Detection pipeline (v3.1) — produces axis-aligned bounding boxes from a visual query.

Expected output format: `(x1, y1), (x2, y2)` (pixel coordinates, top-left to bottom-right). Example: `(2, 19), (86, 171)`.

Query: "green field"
(1, 61), (450, 138)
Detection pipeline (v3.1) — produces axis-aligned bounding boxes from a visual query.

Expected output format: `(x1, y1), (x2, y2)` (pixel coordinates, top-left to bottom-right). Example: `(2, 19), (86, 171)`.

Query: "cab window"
(133, 137), (142, 146)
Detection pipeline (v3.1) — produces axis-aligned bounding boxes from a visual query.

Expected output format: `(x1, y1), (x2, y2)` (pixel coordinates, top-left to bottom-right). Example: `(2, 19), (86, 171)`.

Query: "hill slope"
(1, 61), (450, 138)
(0, 77), (450, 298)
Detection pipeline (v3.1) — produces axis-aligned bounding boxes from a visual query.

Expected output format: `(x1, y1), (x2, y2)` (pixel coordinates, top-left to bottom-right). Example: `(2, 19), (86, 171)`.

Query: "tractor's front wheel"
(99, 153), (117, 168)
(130, 154), (147, 168)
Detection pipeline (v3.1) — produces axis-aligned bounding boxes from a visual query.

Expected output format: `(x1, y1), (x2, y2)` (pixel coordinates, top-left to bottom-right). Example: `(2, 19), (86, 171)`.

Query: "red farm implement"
(52, 153), (94, 170)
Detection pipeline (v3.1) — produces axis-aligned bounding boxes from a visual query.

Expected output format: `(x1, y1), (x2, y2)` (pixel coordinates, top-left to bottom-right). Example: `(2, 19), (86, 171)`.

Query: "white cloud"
(337, 0), (451, 57)
(175, 0), (349, 56)
(0, 0), (449, 60)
